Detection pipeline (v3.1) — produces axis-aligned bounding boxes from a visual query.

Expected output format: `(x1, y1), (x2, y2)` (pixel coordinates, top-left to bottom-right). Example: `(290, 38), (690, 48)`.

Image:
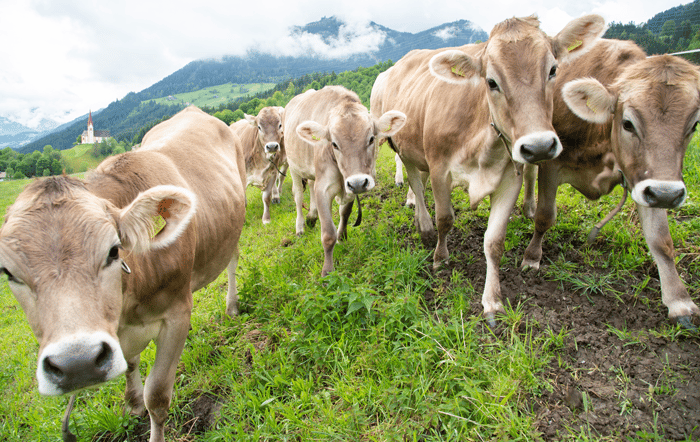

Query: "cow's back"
(90, 106), (246, 293)
(553, 39), (647, 165)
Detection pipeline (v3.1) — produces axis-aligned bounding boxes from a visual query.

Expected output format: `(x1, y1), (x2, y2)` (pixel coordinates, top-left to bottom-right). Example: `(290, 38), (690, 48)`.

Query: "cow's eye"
(622, 119), (635, 133)
(368, 136), (375, 146)
(487, 78), (500, 92)
(1, 267), (19, 284)
(691, 121), (699, 134)
(106, 245), (121, 267)
(548, 65), (557, 80)
(331, 142), (339, 150)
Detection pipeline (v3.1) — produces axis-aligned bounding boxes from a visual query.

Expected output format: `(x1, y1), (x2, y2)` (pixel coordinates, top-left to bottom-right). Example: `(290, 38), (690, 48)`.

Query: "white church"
(81, 111), (111, 144)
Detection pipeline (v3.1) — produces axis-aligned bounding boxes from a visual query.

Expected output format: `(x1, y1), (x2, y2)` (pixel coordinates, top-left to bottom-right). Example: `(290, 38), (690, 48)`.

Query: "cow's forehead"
(329, 103), (372, 141)
(258, 108), (282, 126)
(484, 19), (553, 76)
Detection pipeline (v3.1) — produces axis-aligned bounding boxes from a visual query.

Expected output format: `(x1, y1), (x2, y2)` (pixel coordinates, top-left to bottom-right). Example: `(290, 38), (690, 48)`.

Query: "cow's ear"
(296, 121), (328, 147)
(117, 185), (197, 254)
(374, 110), (407, 137)
(552, 14), (606, 63)
(244, 114), (257, 126)
(429, 50), (482, 86)
(562, 78), (615, 124)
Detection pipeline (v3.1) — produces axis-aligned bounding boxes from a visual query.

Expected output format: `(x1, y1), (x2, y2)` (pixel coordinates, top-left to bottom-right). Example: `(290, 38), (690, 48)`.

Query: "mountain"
(20, 17), (487, 153)
(0, 117), (63, 150)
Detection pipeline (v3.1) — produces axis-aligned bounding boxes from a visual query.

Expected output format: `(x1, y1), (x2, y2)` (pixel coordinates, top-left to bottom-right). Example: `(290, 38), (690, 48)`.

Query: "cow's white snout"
(345, 174), (375, 194)
(37, 332), (127, 396)
(513, 131), (562, 164)
(632, 179), (686, 208)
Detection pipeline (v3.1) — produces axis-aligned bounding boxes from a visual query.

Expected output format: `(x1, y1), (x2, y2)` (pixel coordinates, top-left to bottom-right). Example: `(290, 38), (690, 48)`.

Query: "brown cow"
(0, 106), (247, 442)
(520, 40), (700, 327)
(230, 106), (286, 224)
(284, 85), (406, 276)
(370, 15), (606, 325)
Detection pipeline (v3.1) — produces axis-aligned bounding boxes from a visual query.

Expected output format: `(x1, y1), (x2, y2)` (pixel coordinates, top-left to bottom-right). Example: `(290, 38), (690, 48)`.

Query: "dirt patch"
(429, 214), (700, 441)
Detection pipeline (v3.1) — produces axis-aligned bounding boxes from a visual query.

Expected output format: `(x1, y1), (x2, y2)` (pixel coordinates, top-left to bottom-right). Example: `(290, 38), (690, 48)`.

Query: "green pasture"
(149, 83), (276, 108)
(0, 137), (698, 441)
(60, 144), (105, 173)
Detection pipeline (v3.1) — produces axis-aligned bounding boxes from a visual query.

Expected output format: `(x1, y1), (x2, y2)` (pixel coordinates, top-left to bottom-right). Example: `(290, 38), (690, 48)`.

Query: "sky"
(0, 0), (690, 129)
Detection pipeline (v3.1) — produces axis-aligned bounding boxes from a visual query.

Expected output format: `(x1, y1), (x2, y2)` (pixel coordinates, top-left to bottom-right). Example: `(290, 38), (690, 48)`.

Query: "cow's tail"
(587, 186), (628, 245)
(353, 195), (363, 227)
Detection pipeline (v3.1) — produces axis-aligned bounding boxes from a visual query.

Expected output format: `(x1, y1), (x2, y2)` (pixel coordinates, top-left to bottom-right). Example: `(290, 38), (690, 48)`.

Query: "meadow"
(0, 139), (698, 441)
(149, 83), (276, 108)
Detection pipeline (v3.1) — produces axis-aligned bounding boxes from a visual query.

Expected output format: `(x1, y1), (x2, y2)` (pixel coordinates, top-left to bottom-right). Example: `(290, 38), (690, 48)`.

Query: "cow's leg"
(316, 187), (337, 277)
(337, 198), (354, 241)
(405, 171), (428, 208)
(394, 153), (404, 187)
(430, 171), (454, 269)
(124, 355), (145, 416)
(273, 163), (288, 204)
(637, 205), (700, 326)
(522, 164), (537, 219)
(404, 162), (434, 245)
(261, 176), (275, 225)
(144, 310), (191, 442)
(226, 248), (240, 316)
(291, 171), (306, 235)
(521, 164), (560, 271)
(482, 169), (523, 325)
(306, 180), (318, 228)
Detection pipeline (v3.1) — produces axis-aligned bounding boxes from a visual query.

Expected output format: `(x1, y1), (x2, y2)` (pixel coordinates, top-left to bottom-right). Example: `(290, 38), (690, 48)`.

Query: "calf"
(0, 106), (247, 442)
(520, 40), (700, 327)
(370, 15), (606, 324)
(284, 85), (406, 276)
(230, 106), (286, 223)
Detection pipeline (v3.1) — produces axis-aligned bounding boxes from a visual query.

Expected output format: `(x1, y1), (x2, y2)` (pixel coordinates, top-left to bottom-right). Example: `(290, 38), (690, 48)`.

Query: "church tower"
(87, 110), (94, 143)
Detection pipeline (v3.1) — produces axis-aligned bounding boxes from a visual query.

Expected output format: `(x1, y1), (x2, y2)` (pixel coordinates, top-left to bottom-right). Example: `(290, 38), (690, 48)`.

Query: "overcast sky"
(0, 0), (690, 128)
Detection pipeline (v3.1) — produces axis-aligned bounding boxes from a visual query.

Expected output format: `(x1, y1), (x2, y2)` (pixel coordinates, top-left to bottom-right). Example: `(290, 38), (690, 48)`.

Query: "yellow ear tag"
(151, 214), (167, 238)
(568, 40), (583, 52)
(383, 126), (392, 133)
(586, 99), (597, 114)
(312, 134), (320, 141)
(451, 66), (466, 77)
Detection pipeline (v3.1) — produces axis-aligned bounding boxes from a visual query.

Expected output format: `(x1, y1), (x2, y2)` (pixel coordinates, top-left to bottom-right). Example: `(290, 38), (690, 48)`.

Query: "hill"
(18, 17), (486, 154)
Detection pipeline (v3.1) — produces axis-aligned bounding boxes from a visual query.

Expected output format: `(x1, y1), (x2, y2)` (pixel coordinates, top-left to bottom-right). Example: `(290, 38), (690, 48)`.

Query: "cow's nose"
(346, 174), (375, 194)
(520, 137), (559, 163)
(642, 184), (686, 208)
(41, 341), (114, 392)
(265, 142), (280, 153)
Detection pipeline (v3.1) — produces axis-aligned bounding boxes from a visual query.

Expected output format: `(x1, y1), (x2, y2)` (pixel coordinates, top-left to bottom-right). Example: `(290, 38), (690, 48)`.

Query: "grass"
(148, 83), (276, 108)
(0, 133), (698, 441)
(60, 143), (106, 172)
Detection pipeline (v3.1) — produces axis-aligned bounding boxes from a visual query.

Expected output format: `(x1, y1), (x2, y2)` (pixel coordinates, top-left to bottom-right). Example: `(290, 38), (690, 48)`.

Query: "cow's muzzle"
(37, 332), (127, 395)
(265, 142), (280, 154)
(633, 179), (687, 209)
(513, 131), (562, 164)
(345, 174), (375, 194)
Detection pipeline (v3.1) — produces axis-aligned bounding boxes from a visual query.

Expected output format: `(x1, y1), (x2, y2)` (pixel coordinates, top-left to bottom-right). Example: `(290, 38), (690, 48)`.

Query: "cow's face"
(297, 106), (406, 194)
(0, 177), (195, 395)
(562, 56), (700, 208)
(428, 14), (606, 164)
(247, 106), (285, 161)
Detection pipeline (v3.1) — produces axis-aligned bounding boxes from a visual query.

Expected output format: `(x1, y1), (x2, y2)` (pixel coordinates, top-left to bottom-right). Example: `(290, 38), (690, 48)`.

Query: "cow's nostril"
(43, 357), (64, 380)
(95, 342), (112, 371)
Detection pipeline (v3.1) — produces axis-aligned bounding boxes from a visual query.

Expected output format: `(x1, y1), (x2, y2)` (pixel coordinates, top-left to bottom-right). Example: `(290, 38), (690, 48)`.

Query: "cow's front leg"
(394, 153), (404, 187)
(522, 164), (537, 219)
(316, 187), (337, 277)
(521, 163), (560, 271)
(403, 161), (434, 246)
(291, 171), (306, 235)
(482, 170), (522, 326)
(306, 180), (318, 228)
(144, 308), (191, 442)
(124, 355), (145, 416)
(430, 172), (454, 269)
(272, 165), (288, 204)
(261, 176), (276, 225)
(337, 197), (354, 241)
(637, 205), (699, 328)
(226, 248), (240, 316)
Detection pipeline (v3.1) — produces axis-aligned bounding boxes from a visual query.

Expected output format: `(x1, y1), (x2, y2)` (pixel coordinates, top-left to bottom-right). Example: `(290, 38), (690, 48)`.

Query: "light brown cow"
(520, 40), (700, 328)
(230, 106), (286, 224)
(285, 85), (406, 276)
(370, 15), (606, 325)
(0, 106), (247, 442)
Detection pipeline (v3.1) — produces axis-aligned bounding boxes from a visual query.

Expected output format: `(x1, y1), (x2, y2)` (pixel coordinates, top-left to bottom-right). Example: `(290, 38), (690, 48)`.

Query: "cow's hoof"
(485, 312), (498, 330)
(306, 218), (317, 228)
(673, 315), (699, 332)
(520, 260), (540, 273)
(395, 182), (403, 188)
(272, 197), (281, 204)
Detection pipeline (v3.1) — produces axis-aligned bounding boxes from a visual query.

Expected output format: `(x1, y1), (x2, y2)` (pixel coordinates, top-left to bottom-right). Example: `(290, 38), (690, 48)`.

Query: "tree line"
(1, 146), (64, 180)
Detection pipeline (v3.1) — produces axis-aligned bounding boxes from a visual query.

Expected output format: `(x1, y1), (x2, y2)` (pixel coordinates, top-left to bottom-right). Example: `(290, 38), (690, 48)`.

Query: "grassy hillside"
(149, 83), (276, 109)
(0, 139), (698, 441)
(60, 143), (107, 173)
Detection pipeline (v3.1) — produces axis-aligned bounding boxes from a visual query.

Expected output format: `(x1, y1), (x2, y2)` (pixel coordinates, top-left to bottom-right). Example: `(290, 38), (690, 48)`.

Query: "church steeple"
(87, 110), (94, 143)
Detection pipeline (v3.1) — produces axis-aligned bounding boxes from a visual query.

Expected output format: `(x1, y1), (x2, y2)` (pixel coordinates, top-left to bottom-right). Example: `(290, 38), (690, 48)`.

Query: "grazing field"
(0, 139), (698, 441)
(149, 83), (276, 108)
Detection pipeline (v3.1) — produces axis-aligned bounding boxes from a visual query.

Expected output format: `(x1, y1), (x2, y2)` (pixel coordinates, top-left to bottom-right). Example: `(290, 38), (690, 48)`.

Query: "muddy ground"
(435, 209), (700, 441)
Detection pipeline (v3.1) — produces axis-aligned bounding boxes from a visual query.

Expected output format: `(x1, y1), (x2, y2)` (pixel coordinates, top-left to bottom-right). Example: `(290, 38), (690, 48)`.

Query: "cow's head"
(0, 176), (196, 395)
(297, 103), (406, 194)
(428, 14), (606, 164)
(562, 55), (700, 208)
(245, 106), (285, 161)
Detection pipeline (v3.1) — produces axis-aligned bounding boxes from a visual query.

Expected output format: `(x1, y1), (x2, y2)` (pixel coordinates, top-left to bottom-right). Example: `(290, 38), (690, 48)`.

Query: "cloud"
(433, 26), (458, 41)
